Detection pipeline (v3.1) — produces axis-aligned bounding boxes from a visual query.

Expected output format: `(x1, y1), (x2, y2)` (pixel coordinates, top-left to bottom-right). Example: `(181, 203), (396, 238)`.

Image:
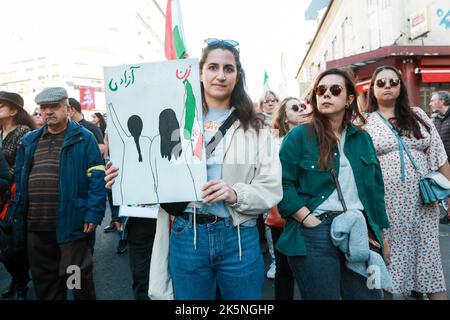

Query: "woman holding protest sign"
(105, 38), (282, 300)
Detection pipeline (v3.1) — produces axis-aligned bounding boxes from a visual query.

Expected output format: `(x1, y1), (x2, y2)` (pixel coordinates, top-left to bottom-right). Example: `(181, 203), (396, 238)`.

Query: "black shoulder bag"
(330, 168), (382, 254)
(160, 109), (239, 216)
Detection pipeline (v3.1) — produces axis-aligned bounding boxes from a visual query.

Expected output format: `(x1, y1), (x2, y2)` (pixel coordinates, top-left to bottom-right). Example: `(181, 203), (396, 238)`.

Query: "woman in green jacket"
(276, 68), (390, 300)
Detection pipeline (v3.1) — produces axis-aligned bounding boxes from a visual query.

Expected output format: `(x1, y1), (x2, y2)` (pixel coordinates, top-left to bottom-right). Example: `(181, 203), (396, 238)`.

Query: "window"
(341, 22), (346, 56)
(332, 37), (337, 60)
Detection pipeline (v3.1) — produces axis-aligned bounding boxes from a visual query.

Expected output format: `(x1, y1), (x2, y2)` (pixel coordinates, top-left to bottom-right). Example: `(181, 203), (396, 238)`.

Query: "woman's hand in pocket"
(293, 207), (322, 228)
(302, 214), (322, 228)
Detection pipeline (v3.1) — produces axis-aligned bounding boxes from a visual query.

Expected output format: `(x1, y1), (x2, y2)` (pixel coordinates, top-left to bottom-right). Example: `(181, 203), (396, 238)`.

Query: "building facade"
(0, 0), (166, 114)
(297, 0), (450, 112)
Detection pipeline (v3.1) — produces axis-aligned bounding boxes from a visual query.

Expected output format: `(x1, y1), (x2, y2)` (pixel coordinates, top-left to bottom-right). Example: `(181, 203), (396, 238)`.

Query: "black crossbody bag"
(330, 168), (382, 254)
(160, 109), (239, 216)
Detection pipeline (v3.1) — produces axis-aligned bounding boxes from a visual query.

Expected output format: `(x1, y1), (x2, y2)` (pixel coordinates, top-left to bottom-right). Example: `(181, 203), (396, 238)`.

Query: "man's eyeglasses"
(290, 104), (307, 112)
(264, 99), (278, 104)
(40, 103), (61, 111)
(375, 78), (401, 88)
(204, 38), (239, 50)
(315, 84), (344, 97)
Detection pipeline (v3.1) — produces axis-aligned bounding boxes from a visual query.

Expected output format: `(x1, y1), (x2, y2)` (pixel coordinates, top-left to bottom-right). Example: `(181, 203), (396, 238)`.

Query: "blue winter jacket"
(11, 121), (106, 251)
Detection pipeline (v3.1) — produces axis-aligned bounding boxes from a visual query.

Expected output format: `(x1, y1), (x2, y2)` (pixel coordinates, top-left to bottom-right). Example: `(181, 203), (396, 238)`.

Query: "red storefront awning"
(417, 68), (450, 83)
(356, 80), (371, 93)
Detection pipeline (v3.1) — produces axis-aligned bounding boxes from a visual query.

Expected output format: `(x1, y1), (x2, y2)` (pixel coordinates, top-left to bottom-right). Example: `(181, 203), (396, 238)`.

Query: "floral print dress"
(365, 107), (447, 294)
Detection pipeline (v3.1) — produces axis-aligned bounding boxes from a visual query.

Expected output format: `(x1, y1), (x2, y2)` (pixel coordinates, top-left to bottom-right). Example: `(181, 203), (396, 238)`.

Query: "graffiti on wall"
(437, 8), (450, 29)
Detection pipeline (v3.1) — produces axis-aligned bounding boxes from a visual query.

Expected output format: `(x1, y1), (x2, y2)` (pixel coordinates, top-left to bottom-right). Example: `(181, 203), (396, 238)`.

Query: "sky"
(180, 0), (312, 101)
(0, 0), (315, 102)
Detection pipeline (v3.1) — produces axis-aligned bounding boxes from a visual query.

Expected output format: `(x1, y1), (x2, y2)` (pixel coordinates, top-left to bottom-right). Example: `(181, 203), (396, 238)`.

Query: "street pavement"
(2, 209), (450, 300)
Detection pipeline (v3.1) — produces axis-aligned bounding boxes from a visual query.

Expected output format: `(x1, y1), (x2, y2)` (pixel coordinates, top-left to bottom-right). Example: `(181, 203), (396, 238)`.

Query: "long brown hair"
(310, 68), (365, 171)
(272, 97), (300, 137)
(366, 65), (429, 138)
(199, 43), (262, 132)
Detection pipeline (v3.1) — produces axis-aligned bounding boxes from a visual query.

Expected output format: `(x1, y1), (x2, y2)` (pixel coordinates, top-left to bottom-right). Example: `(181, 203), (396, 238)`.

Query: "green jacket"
(276, 124), (389, 257)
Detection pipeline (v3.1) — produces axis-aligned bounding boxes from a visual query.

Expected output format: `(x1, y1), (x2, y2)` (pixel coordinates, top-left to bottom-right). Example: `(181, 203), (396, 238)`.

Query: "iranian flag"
(165, 0), (187, 60)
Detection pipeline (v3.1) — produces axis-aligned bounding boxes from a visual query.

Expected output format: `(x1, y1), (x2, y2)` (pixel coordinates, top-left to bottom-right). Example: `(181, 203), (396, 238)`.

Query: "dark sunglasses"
(290, 104), (307, 112)
(204, 38), (239, 50)
(33, 112), (41, 116)
(315, 84), (344, 97)
(264, 99), (278, 104)
(375, 78), (401, 88)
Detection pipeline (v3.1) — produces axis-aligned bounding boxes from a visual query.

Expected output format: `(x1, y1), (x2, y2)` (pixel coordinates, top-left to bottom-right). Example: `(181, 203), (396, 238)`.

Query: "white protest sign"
(104, 59), (206, 205)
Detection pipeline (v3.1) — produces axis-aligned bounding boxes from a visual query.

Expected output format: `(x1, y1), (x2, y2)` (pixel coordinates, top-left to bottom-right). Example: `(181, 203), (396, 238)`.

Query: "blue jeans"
(169, 216), (264, 300)
(288, 216), (383, 300)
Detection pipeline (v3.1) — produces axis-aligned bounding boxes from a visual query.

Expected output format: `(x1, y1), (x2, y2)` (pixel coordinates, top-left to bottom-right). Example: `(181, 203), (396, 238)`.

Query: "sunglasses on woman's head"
(375, 78), (401, 88)
(315, 84), (344, 97)
(290, 104), (307, 112)
(204, 38), (239, 50)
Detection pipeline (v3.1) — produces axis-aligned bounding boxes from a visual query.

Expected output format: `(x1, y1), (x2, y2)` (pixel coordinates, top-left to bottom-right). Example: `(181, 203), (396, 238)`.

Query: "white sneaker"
(266, 262), (276, 279)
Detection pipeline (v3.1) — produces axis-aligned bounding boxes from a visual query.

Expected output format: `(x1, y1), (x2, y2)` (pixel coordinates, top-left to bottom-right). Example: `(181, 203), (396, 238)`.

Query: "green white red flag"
(164, 0), (187, 60)
(165, 0), (202, 159)
(263, 69), (270, 91)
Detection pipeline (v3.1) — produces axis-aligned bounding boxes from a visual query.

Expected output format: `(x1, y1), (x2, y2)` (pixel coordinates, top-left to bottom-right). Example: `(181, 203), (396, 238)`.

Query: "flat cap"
(35, 87), (68, 105)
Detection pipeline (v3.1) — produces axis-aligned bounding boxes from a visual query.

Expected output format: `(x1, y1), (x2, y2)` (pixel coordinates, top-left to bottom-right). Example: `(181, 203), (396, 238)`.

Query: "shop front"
(327, 46), (450, 114)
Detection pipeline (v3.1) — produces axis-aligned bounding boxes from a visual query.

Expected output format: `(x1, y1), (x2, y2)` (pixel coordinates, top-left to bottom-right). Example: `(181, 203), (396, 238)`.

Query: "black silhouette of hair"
(159, 108), (182, 161)
(127, 115), (143, 162)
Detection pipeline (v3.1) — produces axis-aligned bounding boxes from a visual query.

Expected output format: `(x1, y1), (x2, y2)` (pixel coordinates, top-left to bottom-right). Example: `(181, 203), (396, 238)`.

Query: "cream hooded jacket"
(149, 120), (282, 299)
(159, 119), (283, 225)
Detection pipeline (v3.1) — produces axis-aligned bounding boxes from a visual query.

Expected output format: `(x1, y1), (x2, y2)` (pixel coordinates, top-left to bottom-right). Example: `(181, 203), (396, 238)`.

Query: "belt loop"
(188, 213), (193, 227)
(224, 216), (230, 227)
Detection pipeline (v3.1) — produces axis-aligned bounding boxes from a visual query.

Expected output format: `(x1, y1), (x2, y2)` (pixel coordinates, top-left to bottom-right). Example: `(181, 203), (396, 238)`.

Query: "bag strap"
(376, 111), (420, 181)
(331, 168), (347, 212)
(160, 109), (239, 216)
(331, 167), (381, 250)
(205, 109), (239, 159)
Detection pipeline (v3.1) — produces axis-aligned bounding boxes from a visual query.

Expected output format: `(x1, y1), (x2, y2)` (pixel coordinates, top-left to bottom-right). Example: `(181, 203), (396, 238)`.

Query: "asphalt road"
(1, 209), (450, 300)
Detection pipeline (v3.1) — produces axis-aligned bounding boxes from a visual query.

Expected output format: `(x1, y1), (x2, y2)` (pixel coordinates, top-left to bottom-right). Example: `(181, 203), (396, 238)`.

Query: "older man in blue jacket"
(11, 87), (106, 300)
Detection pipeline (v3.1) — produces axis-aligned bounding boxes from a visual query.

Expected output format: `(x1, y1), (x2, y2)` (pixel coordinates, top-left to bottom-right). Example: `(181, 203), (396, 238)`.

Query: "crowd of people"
(1, 37), (450, 300)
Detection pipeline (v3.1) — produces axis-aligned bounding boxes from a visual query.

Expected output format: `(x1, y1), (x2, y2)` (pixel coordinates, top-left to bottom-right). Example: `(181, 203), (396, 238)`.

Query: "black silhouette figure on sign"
(159, 109), (182, 161)
(107, 103), (155, 204)
(150, 108), (199, 203)
(127, 115), (144, 162)
(107, 102), (200, 204)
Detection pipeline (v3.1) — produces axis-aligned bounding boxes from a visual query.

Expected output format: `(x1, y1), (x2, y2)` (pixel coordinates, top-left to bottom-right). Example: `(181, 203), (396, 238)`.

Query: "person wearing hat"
(10, 87), (106, 300)
(0, 91), (36, 180)
(0, 91), (35, 300)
